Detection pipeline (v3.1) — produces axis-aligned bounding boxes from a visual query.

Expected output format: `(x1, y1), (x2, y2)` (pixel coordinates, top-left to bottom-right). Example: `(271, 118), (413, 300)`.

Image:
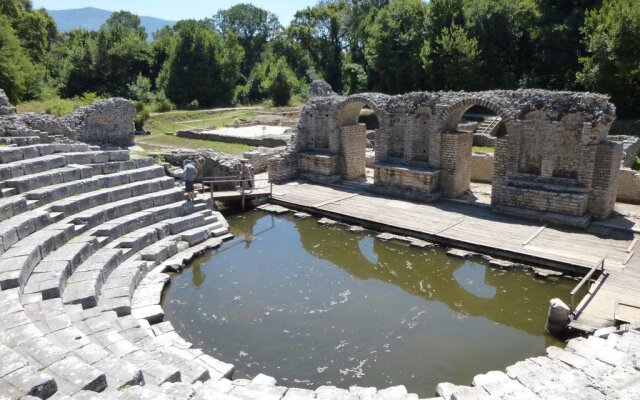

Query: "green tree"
(529, 0), (601, 89)
(268, 57), (298, 106)
(422, 24), (481, 90)
(463, 0), (536, 89)
(163, 20), (243, 106)
(58, 30), (99, 98)
(364, 0), (429, 93)
(213, 4), (281, 77)
(289, 2), (347, 92)
(578, 0), (640, 117)
(0, 15), (40, 102)
(94, 11), (152, 96)
(150, 26), (176, 85)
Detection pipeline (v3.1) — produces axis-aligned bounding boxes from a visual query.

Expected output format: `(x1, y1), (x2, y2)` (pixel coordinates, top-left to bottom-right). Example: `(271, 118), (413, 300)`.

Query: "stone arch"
(334, 95), (387, 128)
(435, 97), (510, 133)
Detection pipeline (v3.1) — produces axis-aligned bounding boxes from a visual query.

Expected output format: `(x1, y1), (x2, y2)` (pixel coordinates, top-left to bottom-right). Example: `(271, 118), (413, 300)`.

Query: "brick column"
(340, 124), (367, 180)
(491, 137), (509, 205)
(589, 141), (622, 220)
(440, 131), (473, 197)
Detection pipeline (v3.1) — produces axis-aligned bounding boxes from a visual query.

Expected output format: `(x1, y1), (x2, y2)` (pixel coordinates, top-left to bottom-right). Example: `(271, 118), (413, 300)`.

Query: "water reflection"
(453, 263), (496, 299)
(163, 212), (573, 396)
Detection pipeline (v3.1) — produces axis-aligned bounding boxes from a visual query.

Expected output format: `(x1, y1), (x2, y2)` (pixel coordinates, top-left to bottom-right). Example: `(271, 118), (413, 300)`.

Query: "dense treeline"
(1, 0), (639, 116)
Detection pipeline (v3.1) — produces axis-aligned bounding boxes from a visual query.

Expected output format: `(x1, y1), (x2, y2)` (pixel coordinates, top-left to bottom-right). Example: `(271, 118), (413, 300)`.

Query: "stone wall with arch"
(272, 80), (621, 225)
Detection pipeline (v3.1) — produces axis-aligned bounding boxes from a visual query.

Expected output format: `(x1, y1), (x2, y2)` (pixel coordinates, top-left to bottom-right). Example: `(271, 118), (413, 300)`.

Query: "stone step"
(3, 165), (94, 194)
(0, 208), (52, 258)
(47, 176), (175, 215)
(63, 248), (124, 309)
(0, 342), (57, 399)
(0, 136), (41, 146)
(0, 154), (67, 182)
(0, 187), (17, 198)
(0, 144), (67, 164)
(26, 165), (166, 210)
(17, 188), (185, 296)
(0, 196), (28, 221)
(59, 150), (130, 165)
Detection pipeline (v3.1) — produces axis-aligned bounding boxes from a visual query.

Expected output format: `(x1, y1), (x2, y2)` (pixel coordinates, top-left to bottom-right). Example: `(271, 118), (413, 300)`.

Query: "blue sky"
(31, 1), (318, 24)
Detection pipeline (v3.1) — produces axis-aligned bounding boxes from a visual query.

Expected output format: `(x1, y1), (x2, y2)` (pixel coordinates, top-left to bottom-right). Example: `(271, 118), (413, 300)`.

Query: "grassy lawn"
(473, 145), (495, 154)
(145, 109), (259, 134)
(138, 108), (261, 155)
(136, 133), (252, 156)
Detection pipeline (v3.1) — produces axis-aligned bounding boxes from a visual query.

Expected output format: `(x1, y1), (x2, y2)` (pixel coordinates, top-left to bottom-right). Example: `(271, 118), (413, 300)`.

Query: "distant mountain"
(46, 7), (175, 40)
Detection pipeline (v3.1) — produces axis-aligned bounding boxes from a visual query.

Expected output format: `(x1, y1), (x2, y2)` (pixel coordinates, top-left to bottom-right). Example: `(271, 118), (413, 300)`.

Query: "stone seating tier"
(1, 141), (638, 399)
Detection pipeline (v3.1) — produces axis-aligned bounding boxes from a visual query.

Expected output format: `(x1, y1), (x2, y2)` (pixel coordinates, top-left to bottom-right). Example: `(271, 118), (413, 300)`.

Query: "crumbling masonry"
(269, 81), (621, 226)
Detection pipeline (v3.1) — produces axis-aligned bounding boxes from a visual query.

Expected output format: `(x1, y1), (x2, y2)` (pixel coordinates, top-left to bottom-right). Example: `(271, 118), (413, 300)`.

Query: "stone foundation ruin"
(0, 89), (135, 146)
(271, 81), (621, 226)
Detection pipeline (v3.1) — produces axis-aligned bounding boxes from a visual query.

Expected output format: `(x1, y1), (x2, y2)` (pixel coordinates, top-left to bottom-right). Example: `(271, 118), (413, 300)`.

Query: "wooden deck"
(270, 181), (640, 333)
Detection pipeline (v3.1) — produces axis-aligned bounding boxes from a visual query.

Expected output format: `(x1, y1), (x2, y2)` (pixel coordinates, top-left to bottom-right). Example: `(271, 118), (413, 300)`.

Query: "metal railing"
(570, 256), (606, 313)
(201, 178), (272, 211)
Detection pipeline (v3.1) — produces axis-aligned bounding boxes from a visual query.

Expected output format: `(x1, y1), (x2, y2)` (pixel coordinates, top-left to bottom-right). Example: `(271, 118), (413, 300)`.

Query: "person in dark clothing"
(183, 160), (198, 201)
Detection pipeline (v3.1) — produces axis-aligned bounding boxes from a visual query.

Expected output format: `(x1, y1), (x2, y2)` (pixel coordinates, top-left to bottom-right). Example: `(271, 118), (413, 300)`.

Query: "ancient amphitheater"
(0, 91), (638, 399)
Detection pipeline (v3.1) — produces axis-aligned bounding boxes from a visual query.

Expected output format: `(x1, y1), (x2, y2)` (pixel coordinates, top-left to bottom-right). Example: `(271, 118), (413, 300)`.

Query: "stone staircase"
(476, 116), (502, 137)
(0, 140), (638, 399)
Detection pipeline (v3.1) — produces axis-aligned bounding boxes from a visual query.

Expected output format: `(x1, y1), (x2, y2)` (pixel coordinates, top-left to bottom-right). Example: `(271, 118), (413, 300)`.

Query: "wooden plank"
(624, 251), (635, 266)
(522, 224), (547, 245)
(627, 237), (638, 253)
(312, 192), (361, 208)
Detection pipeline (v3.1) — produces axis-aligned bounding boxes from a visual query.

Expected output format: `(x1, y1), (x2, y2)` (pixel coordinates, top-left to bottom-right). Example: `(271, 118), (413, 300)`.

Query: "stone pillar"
(491, 137), (509, 205)
(440, 131), (473, 198)
(589, 141), (622, 220)
(545, 298), (571, 338)
(340, 124), (367, 180)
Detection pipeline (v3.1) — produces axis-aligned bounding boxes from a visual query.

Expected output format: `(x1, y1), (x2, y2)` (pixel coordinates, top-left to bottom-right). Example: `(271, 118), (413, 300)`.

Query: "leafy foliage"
(2, 0), (640, 117)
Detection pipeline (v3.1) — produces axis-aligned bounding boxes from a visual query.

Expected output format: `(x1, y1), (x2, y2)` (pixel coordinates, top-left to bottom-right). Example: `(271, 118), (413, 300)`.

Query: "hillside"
(46, 7), (175, 40)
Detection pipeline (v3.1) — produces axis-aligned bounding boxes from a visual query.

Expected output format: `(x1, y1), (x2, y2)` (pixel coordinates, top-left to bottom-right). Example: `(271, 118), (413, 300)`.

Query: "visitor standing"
(240, 159), (253, 190)
(183, 159), (198, 202)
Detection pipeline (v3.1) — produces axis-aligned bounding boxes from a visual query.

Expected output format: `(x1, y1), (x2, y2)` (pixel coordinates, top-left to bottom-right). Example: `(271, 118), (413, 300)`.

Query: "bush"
(186, 99), (200, 110)
(134, 107), (150, 130)
(151, 98), (174, 112)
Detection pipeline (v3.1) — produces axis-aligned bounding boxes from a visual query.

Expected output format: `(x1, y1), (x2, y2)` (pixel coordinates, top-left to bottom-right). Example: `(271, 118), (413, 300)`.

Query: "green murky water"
(162, 211), (573, 396)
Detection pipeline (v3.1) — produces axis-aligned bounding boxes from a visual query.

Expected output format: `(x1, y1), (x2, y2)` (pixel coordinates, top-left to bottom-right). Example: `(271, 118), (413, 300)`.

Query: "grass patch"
(17, 93), (100, 116)
(139, 108), (260, 155)
(632, 156), (640, 172)
(136, 133), (252, 156)
(610, 119), (640, 136)
(145, 109), (258, 135)
(473, 146), (494, 154)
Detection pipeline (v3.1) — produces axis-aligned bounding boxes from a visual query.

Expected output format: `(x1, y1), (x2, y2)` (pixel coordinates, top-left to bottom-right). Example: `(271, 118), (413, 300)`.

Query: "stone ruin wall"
(0, 89), (135, 146)
(271, 81), (621, 224)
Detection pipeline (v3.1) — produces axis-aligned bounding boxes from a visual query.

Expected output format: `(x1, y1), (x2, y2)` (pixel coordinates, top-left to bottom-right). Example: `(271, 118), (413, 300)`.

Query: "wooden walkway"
(270, 182), (640, 333)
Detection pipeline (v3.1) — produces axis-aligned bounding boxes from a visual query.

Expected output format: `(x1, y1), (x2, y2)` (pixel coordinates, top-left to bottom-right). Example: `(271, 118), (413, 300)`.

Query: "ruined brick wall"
(293, 81), (620, 223)
(340, 124), (366, 180)
(589, 141), (622, 219)
(471, 153), (494, 183)
(268, 153), (298, 183)
(440, 132), (473, 197)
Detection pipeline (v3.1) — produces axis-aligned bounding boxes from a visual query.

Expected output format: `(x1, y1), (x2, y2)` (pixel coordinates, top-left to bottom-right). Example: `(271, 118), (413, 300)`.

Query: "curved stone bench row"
(1, 142), (638, 399)
(0, 143), (235, 397)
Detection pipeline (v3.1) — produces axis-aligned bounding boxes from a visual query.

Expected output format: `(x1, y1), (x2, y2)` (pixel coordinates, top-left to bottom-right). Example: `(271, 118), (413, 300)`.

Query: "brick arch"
(334, 95), (386, 128)
(435, 97), (510, 132)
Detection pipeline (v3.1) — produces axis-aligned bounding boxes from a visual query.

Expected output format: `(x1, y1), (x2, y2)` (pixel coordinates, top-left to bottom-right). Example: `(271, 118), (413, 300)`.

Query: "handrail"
(570, 256), (606, 312)
(478, 116), (501, 136)
(201, 177), (272, 211)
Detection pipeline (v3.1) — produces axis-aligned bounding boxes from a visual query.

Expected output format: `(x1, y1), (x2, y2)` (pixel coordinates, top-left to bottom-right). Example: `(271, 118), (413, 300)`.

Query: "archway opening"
(336, 99), (381, 185)
(440, 102), (506, 202)
(358, 106), (378, 184)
